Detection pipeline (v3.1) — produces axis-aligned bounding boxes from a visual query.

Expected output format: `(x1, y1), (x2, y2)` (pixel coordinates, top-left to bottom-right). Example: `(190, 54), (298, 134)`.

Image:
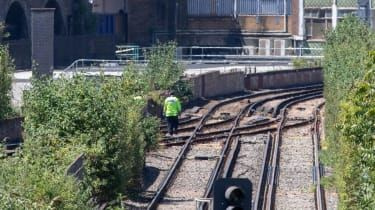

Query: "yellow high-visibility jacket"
(163, 96), (181, 117)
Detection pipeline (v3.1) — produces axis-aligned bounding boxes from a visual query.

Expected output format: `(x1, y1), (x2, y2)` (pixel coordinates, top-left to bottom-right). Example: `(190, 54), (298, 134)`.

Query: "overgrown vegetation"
(0, 23), (14, 120)
(336, 51), (375, 209)
(323, 16), (375, 209)
(0, 42), (190, 208)
(292, 58), (322, 69)
(323, 16), (375, 164)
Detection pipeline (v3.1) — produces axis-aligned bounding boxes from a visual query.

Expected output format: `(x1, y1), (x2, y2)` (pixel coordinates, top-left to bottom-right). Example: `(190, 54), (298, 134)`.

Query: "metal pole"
(234, 0), (237, 18)
(332, 0), (338, 28)
(298, 0), (305, 38)
(284, 0), (287, 32)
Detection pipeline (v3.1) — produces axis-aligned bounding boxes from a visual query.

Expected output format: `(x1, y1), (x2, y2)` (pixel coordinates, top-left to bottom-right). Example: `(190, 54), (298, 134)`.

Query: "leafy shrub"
(145, 42), (184, 91)
(323, 16), (375, 209)
(22, 75), (157, 202)
(0, 131), (91, 209)
(0, 42), (188, 207)
(336, 51), (375, 209)
(323, 16), (375, 166)
(0, 45), (14, 120)
(292, 58), (322, 69)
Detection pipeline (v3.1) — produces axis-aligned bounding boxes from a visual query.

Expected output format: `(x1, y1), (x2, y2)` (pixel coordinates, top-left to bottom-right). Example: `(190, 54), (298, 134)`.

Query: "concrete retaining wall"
(190, 71), (245, 99)
(0, 117), (23, 142)
(244, 67), (323, 90)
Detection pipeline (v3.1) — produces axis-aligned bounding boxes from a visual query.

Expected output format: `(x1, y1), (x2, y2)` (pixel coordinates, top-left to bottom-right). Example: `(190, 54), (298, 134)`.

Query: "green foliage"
(21, 75), (157, 202)
(145, 42), (184, 91)
(170, 79), (193, 103)
(0, 44), (14, 120)
(292, 58), (322, 69)
(336, 51), (375, 209)
(0, 22), (9, 41)
(0, 147), (91, 209)
(323, 16), (375, 209)
(0, 42), (190, 207)
(323, 15), (375, 166)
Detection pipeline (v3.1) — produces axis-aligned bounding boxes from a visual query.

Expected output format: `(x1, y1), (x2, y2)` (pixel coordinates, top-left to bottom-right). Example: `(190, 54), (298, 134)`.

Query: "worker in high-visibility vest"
(163, 91), (182, 136)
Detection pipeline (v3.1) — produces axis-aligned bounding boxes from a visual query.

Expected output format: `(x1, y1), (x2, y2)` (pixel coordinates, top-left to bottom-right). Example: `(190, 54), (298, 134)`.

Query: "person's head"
(169, 90), (175, 96)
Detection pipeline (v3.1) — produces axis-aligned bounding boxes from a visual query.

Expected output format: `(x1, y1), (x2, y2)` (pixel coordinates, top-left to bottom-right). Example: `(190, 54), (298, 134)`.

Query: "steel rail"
(271, 90), (324, 117)
(147, 93), (255, 210)
(253, 133), (273, 210)
(264, 93), (323, 210)
(161, 118), (314, 147)
(313, 102), (326, 210)
(222, 136), (241, 178)
(162, 84), (323, 142)
(160, 116), (236, 133)
(201, 88), (323, 204)
(160, 116), (202, 128)
(148, 85), (323, 209)
(202, 103), (253, 200)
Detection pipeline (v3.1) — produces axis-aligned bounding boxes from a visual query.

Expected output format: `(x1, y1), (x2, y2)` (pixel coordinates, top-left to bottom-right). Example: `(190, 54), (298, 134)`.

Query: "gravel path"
(232, 134), (268, 202)
(157, 141), (223, 210)
(123, 146), (182, 208)
(275, 99), (323, 210)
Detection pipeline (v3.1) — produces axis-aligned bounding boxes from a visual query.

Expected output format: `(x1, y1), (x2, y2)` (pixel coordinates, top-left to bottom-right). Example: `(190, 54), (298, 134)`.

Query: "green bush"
(323, 16), (375, 166)
(323, 16), (375, 209)
(0, 45), (14, 120)
(292, 58), (322, 69)
(0, 145), (91, 209)
(22, 75), (157, 202)
(0, 42), (188, 207)
(145, 42), (184, 91)
(336, 51), (375, 209)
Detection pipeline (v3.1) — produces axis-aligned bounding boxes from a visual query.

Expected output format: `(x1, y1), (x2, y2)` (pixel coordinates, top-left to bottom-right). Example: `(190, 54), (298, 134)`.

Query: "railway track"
(144, 85), (324, 210)
(262, 96), (326, 210)
(201, 90), (323, 210)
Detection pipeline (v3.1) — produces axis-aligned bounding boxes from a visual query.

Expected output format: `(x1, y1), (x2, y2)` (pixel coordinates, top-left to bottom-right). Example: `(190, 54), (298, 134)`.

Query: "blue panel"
(187, 0), (291, 16)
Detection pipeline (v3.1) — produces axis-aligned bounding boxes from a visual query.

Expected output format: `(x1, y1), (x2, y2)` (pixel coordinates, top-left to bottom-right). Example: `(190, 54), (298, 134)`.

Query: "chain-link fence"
(305, 0), (358, 8)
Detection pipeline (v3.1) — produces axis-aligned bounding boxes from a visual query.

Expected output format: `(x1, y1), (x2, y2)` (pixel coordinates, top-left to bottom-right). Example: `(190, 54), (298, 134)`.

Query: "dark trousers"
(166, 116), (179, 135)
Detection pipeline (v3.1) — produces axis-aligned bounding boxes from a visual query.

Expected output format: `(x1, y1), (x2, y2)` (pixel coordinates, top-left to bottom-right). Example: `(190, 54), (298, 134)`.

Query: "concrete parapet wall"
(190, 71), (245, 99)
(244, 67), (323, 90)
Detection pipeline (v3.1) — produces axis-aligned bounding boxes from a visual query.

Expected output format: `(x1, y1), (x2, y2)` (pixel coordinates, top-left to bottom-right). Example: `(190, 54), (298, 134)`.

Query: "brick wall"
(127, 0), (169, 46)
(54, 35), (117, 67)
(288, 0), (300, 36)
(186, 16), (287, 32)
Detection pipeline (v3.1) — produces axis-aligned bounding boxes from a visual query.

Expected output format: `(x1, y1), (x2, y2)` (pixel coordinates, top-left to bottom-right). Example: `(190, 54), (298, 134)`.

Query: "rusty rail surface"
(148, 85), (323, 209)
(264, 93), (323, 210)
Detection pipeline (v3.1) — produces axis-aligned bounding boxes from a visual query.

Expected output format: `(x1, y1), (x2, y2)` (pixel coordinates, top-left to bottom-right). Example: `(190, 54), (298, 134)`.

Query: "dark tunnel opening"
(5, 2), (28, 40)
(45, 0), (65, 35)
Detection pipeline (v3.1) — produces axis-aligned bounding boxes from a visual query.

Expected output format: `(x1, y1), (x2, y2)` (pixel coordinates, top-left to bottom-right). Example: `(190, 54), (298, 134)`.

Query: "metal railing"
(195, 198), (213, 210)
(64, 46), (323, 72)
